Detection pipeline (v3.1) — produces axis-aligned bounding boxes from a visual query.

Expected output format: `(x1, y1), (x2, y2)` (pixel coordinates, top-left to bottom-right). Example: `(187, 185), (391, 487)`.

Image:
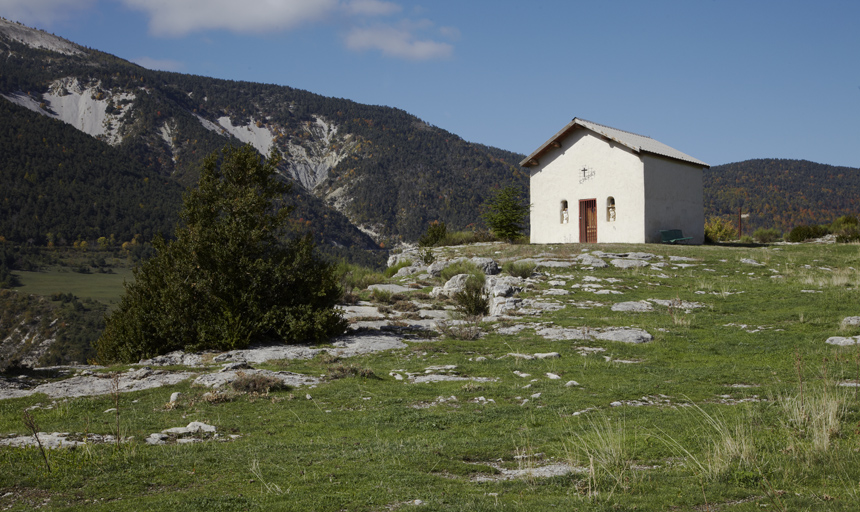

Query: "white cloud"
(438, 26), (460, 41)
(342, 0), (400, 17)
(118, 0), (339, 37)
(0, 0), (457, 62)
(345, 24), (452, 60)
(0, 0), (96, 26)
(132, 56), (185, 72)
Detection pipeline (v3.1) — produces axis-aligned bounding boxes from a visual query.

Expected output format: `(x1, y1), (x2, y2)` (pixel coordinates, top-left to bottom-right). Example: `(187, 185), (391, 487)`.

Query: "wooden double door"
(579, 199), (597, 243)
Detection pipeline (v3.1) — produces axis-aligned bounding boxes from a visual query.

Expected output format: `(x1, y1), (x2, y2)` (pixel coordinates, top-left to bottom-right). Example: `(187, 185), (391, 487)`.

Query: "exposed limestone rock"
(649, 299), (705, 310)
(0, 368), (195, 400)
(740, 258), (764, 266)
(193, 369), (321, 389)
(576, 254), (609, 268)
(470, 257), (501, 275)
(594, 328), (653, 344)
(826, 336), (860, 346)
(484, 275), (524, 297)
(611, 301), (654, 312)
(139, 351), (202, 367)
(388, 248), (419, 267)
(610, 259), (649, 269)
(368, 283), (411, 293)
(163, 422), (216, 435)
(0, 432), (119, 449)
(431, 274), (471, 298)
(841, 317), (860, 328)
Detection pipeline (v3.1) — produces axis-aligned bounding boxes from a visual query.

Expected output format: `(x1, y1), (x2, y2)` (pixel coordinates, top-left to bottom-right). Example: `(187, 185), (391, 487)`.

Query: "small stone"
(610, 259), (649, 269)
(530, 392), (542, 399)
(565, 381), (580, 387)
(546, 373), (561, 380)
(841, 317), (860, 328)
(169, 392), (182, 403)
(826, 336), (860, 346)
(534, 352), (561, 359)
(611, 301), (654, 312)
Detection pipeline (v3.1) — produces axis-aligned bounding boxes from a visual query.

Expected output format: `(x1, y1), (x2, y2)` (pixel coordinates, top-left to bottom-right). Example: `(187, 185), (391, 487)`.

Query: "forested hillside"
(704, 159), (860, 234)
(0, 18), (528, 257)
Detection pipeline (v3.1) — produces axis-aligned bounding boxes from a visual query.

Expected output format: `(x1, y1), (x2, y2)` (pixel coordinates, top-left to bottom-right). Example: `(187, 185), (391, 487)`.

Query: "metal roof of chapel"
(520, 118), (709, 168)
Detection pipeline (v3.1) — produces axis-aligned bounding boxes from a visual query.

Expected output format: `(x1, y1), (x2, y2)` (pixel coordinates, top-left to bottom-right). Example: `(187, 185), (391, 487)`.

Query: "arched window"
(606, 197), (616, 222)
(560, 200), (569, 224)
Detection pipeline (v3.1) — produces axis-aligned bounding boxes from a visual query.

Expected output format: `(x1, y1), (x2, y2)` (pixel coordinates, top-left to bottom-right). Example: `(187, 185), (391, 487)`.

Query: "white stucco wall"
(641, 154), (705, 244)
(529, 129), (646, 244)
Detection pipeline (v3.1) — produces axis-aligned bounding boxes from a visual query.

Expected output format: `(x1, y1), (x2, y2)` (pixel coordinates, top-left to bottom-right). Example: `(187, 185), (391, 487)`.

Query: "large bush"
(752, 227), (782, 244)
(786, 224), (830, 243)
(96, 145), (346, 363)
(830, 215), (860, 243)
(704, 217), (737, 243)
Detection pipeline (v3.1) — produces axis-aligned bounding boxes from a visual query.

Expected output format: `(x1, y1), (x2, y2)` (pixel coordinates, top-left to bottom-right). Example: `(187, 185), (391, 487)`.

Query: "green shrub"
(370, 287), (393, 304)
(704, 217), (737, 243)
(418, 247), (435, 265)
(231, 373), (286, 394)
(453, 275), (489, 317)
(830, 215), (859, 232)
(787, 224), (830, 243)
(334, 261), (385, 292)
(830, 215), (860, 243)
(503, 261), (535, 279)
(96, 145), (347, 363)
(384, 260), (412, 278)
(418, 221), (447, 247)
(752, 227), (782, 244)
(437, 229), (496, 247)
(836, 226), (860, 243)
(440, 260), (483, 282)
(326, 363), (376, 380)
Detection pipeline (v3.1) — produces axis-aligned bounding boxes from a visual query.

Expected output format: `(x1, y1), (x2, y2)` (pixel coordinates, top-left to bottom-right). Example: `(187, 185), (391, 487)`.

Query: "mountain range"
(0, 17), (857, 257)
(0, 17), (526, 266)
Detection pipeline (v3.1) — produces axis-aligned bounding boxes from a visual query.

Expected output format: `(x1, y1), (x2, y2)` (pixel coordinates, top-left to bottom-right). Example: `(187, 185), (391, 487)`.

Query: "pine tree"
(96, 145), (346, 363)
(481, 186), (529, 243)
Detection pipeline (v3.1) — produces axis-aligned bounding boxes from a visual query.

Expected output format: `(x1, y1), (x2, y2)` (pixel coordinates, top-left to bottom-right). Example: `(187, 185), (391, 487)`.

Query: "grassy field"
(14, 267), (133, 307)
(2, 241), (860, 510)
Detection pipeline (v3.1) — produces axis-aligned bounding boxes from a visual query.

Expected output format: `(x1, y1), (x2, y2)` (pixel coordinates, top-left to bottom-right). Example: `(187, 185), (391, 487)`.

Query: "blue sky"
(2, 0), (859, 168)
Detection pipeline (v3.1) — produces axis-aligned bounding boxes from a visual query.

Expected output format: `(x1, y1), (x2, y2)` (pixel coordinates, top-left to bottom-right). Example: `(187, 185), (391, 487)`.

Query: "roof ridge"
(575, 118), (652, 140)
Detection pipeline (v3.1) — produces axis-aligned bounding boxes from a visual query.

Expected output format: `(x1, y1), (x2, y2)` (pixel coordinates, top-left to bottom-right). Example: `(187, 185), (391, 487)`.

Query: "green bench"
(660, 229), (693, 244)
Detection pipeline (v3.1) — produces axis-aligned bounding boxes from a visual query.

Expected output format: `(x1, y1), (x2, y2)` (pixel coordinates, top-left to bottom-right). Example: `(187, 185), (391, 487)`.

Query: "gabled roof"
(520, 118), (709, 168)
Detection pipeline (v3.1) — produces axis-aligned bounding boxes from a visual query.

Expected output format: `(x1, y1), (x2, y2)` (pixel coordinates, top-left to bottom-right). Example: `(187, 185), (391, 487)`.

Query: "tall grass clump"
(778, 382), (845, 456)
(565, 414), (632, 496)
(335, 261), (385, 303)
(437, 229), (496, 247)
(503, 260), (535, 279)
(453, 274), (489, 317)
(657, 403), (756, 482)
(440, 260), (483, 282)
